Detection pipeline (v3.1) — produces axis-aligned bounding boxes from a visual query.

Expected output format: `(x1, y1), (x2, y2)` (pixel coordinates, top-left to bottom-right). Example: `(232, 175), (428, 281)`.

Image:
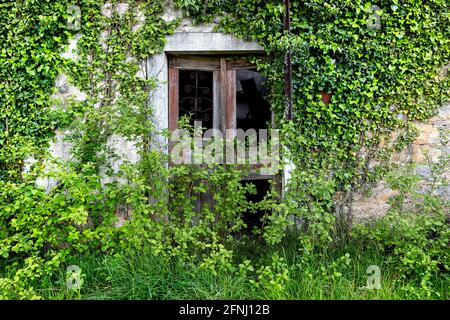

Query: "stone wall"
(39, 0), (264, 185)
(40, 1), (449, 220)
(352, 103), (450, 220)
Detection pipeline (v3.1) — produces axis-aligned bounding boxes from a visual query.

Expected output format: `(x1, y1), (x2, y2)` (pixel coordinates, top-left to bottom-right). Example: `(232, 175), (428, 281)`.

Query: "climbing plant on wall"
(0, 0), (180, 299)
(2, 0), (448, 226)
(0, 0), (74, 181)
(176, 0), (450, 232)
(1, 0), (273, 299)
(0, 0), (449, 299)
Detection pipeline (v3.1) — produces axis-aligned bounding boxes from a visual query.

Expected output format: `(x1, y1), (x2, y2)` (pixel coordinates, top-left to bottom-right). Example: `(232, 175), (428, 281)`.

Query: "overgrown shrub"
(353, 159), (449, 298)
(1, 0), (449, 299)
(0, 159), (119, 299)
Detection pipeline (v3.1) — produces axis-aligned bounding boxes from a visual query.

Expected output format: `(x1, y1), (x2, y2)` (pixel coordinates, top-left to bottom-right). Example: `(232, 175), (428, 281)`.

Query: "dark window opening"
(179, 70), (214, 130)
(236, 70), (271, 132)
(241, 179), (271, 234)
(168, 57), (280, 228)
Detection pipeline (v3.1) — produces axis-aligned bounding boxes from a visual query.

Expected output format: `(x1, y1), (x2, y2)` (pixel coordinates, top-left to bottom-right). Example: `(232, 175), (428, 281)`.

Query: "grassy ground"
(35, 237), (449, 300)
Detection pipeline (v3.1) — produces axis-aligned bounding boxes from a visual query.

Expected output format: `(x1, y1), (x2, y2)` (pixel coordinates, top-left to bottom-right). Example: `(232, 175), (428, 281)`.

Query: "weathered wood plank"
(226, 59), (256, 70)
(169, 56), (221, 71)
(220, 58), (227, 134)
(225, 69), (236, 135)
(213, 71), (221, 130)
(168, 67), (179, 133)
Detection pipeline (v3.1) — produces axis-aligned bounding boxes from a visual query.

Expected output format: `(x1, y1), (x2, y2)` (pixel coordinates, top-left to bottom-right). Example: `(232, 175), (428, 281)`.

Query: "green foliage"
(175, 0), (450, 246)
(63, 0), (176, 170)
(248, 254), (290, 299)
(1, 0), (449, 300)
(25, 240), (449, 300)
(353, 161), (449, 298)
(217, 0), (450, 229)
(0, 0), (75, 180)
(0, 0), (178, 298)
(117, 161), (252, 262)
(0, 159), (120, 299)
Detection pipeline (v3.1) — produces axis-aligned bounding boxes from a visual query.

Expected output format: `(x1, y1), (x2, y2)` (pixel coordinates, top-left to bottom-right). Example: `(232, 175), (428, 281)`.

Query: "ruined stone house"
(44, 2), (450, 222)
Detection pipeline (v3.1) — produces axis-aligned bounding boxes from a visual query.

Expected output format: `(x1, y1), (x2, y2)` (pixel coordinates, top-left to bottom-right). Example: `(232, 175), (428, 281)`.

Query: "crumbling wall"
(352, 103), (449, 220)
(41, 1), (449, 220)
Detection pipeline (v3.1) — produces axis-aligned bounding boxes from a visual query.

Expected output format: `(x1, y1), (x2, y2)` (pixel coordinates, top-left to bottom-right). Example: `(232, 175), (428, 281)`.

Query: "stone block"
(414, 123), (440, 145)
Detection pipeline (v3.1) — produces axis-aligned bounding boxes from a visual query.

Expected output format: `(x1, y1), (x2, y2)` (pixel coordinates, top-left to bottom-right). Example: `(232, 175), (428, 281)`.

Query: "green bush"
(353, 163), (449, 298)
(1, 0), (449, 300)
(0, 160), (119, 299)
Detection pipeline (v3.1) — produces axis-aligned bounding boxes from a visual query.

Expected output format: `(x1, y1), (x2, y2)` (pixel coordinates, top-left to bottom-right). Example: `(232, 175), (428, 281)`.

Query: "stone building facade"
(45, 1), (449, 220)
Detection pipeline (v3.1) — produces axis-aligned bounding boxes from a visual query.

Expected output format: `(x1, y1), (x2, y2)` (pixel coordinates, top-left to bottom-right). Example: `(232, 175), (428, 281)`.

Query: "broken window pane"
(236, 70), (271, 131)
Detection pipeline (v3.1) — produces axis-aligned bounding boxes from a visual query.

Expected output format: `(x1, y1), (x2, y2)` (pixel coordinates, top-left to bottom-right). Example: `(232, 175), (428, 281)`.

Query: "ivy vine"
(0, 0), (449, 299)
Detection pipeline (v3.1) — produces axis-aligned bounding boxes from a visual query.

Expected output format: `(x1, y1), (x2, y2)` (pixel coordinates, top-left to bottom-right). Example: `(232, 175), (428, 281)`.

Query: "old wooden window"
(168, 55), (278, 230)
(168, 55), (270, 134)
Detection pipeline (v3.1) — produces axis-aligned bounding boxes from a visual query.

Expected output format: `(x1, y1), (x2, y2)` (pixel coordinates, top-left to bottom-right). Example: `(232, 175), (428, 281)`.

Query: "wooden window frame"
(168, 55), (256, 134)
(168, 55), (277, 180)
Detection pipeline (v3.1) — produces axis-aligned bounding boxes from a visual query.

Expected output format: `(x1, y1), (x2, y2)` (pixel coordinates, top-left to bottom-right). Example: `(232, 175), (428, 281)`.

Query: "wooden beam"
(213, 71), (221, 130)
(220, 58), (227, 134)
(170, 56), (257, 70)
(226, 59), (256, 70)
(169, 56), (221, 71)
(168, 67), (179, 132)
(225, 69), (236, 134)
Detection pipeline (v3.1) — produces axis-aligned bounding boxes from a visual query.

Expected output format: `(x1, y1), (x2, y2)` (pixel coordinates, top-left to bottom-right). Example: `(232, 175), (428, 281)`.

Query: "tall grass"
(35, 237), (449, 300)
